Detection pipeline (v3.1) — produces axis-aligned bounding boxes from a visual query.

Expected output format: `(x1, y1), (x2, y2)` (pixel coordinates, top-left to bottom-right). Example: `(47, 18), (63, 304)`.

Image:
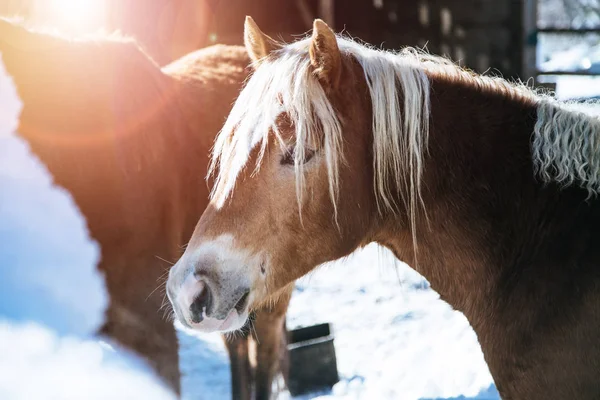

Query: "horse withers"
(0, 18), (290, 400)
(167, 16), (600, 399)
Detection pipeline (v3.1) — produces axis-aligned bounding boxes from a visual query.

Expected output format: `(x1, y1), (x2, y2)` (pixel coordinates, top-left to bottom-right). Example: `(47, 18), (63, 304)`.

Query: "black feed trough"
(287, 322), (339, 397)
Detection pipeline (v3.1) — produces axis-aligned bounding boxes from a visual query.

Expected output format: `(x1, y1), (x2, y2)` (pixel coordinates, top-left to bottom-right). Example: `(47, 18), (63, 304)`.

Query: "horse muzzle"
(166, 235), (257, 333)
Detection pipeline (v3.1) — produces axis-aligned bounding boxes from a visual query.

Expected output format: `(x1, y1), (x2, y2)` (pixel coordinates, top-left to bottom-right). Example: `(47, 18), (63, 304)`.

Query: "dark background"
(0, 0), (526, 79)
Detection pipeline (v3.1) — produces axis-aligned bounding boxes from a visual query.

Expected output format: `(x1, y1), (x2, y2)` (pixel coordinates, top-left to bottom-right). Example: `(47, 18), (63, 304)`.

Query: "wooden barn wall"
(0, 0), (525, 76)
(335, 0), (525, 79)
(89, 0), (524, 78)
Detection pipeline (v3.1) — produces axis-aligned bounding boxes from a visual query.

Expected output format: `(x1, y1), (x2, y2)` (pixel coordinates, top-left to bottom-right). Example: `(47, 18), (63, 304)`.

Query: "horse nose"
(189, 279), (213, 323)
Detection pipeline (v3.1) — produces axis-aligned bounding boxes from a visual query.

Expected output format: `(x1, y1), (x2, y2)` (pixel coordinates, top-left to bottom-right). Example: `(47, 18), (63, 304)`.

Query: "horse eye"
(280, 147), (315, 165)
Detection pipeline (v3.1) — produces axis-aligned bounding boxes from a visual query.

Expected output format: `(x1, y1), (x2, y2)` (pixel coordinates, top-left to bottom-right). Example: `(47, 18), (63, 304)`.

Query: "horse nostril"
(189, 281), (212, 323)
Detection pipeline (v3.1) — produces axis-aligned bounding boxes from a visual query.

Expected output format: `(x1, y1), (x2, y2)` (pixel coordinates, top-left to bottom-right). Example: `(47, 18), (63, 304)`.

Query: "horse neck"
(373, 72), (545, 325)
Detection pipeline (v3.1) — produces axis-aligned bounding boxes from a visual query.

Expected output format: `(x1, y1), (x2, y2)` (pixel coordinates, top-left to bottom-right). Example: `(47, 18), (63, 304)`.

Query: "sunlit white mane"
(533, 100), (600, 195)
(209, 33), (600, 252)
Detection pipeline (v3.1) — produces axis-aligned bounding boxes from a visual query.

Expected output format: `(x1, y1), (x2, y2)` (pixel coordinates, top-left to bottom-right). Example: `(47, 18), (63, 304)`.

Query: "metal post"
(522, 0), (538, 82)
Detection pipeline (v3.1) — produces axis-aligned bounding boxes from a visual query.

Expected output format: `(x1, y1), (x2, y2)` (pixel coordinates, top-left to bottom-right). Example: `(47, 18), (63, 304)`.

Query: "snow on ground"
(555, 76), (600, 100)
(178, 324), (233, 400)
(179, 244), (499, 400)
(0, 322), (176, 400)
(0, 53), (175, 400)
(538, 42), (600, 100)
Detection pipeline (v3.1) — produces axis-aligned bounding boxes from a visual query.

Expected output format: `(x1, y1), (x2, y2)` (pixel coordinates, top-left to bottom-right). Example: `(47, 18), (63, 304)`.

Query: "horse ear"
(309, 19), (341, 91)
(244, 16), (280, 66)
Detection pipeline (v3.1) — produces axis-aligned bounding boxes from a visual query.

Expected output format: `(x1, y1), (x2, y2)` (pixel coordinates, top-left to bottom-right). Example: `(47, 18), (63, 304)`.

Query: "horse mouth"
(234, 290), (250, 313)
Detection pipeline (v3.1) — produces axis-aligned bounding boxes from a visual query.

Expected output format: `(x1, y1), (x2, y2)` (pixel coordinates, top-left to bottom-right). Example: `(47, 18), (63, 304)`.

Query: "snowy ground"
(179, 245), (498, 400)
(538, 41), (600, 100)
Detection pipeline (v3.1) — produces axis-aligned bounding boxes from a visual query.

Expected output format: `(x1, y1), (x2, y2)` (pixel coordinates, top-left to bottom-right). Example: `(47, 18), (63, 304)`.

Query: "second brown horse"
(0, 18), (289, 400)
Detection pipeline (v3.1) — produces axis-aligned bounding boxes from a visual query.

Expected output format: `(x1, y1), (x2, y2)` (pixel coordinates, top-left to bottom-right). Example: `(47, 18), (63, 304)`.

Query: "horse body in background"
(168, 17), (600, 399)
(0, 19), (289, 400)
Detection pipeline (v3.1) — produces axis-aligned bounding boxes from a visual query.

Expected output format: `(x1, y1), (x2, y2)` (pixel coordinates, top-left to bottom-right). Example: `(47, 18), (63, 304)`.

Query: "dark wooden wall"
(334, 0), (524, 79)
(1, 0), (525, 78)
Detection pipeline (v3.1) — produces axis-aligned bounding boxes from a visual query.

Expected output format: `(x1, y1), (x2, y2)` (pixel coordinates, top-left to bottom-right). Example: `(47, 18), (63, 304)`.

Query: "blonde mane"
(209, 34), (600, 254)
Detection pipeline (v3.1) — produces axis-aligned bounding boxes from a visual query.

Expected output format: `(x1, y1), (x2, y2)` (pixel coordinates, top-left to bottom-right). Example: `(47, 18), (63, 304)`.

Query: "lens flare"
(36, 0), (106, 34)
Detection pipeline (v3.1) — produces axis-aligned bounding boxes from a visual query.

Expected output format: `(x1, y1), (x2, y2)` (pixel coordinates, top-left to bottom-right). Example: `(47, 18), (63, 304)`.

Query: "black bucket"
(287, 322), (339, 396)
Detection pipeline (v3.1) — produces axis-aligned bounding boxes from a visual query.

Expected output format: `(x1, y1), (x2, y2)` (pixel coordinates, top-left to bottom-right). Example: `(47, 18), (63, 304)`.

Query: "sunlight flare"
(36, 0), (106, 33)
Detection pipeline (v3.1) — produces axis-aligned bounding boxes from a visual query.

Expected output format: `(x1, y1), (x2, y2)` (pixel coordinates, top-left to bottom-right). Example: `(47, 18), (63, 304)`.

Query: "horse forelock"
(209, 37), (343, 215)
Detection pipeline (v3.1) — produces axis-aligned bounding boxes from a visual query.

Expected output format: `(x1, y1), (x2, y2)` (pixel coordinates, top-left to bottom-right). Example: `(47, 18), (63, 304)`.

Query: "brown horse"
(167, 17), (600, 399)
(0, 18), (290, 400)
